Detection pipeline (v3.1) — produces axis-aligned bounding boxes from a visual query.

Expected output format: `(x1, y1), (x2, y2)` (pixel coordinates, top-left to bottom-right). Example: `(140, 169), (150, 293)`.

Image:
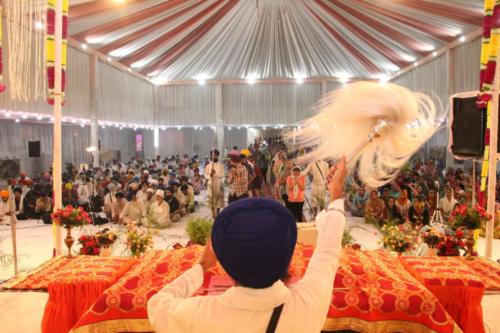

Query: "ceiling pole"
(215, 84), (224, 154)
(153, 86), (159, 157)
(89, 54), (99, 168)
(52, 0), (64, 255)
(444, 49), (456, 168)
(485, 48), (500, 259)
(321, 80), (327, 96)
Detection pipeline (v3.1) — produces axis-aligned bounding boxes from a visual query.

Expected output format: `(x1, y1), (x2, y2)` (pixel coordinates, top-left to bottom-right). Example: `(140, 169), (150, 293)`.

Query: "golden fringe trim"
(70, 317), (463, 333)
(70, 319), (153, 333)
(1, 256), (65, 290)
(323, 317), (463, 333)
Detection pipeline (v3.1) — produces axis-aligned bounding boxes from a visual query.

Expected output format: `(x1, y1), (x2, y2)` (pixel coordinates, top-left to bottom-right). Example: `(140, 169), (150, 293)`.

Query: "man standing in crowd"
(204, 150), (225, 219)
(302, 159), (330, 218)
(228, 155), (249, 204)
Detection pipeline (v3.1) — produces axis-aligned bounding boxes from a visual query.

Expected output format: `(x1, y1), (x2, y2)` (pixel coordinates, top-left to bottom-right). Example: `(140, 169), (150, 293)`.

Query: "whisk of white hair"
(293, 81), (439, 188)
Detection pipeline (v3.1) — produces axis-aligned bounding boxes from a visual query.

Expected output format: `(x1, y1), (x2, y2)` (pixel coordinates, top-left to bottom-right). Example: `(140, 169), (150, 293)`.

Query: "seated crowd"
(0, 137), (479, 230)
(346, 159), (476, 228)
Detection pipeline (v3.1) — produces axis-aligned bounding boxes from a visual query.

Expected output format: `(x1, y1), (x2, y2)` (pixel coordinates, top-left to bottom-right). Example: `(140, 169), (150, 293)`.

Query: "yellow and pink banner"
(46, 0), (69, 105)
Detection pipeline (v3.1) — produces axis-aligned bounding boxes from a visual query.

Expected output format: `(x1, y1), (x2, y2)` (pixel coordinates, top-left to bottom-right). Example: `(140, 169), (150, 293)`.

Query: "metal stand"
(431, 181), (444, 227)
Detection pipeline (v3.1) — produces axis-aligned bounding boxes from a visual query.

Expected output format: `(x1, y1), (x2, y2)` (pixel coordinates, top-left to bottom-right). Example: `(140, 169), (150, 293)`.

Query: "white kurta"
(146, 200), (170, 229)
(120, 200), (144, 224)
(303, 161), (329, 209)
(204, 162), (225, 209)
(148, 199), (345, 333)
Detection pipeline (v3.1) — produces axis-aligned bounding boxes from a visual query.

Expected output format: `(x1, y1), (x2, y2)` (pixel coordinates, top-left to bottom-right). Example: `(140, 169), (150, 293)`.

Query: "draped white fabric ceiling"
(68, 0), (483, 83)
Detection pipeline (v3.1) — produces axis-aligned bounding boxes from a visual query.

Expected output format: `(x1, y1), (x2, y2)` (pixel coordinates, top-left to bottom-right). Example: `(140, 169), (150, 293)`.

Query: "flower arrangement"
(450, 204), (492, 230)
(78, 235), (100, 256)
(186, 217), (213, 245)
(51, 205), (91, 229)
(422, 227), (442, 248)
(436, 229), (467, 257)
(95, 228), (118, 248)
(381, 224), (416, 254)
(126, 224), (158, 257)
(342, 228), (354, 247)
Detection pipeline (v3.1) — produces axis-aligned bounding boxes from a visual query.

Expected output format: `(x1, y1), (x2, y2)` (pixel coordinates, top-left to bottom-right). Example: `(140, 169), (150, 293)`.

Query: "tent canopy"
(69, 0), (483, 83)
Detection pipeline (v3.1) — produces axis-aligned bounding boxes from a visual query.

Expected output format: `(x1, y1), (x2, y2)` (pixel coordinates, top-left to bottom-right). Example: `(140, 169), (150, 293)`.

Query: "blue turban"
(211, 198), (297, 289)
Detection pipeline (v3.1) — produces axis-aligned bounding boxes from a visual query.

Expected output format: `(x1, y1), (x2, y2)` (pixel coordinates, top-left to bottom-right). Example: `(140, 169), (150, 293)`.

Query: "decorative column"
(485, 52), (500, 258)
(52, 0), (64, 255)
(153, 126), (160, 157)
(215, 84), (224, 153)
(89, 54), (99, 167)
(321, 80), (327, 96)
(445, 50), (456, 168)
(153, 86), (160, 157)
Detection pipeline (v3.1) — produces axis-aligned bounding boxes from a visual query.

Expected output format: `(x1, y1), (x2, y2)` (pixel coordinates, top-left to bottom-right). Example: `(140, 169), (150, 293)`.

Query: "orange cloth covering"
(399, 256), (488, 333)
(71, 246), (459, 333)
(1, 256), (137, 333)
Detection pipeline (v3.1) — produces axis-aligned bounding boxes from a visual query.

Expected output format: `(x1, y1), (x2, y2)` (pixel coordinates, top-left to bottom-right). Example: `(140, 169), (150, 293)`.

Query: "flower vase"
(465, 230), (475, 260)
(64, 227), (74, 258)
(100, 246), (112, 257)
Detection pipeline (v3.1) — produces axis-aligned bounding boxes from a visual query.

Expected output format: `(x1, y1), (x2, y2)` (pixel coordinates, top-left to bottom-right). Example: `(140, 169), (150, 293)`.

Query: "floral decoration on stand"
(381, 224), (416, 256)
(78, 235), (100, 256)
(436, 229), (466, 257)
(52, 205), (92, 257)
(126, 224), (158, 258)
(449, 204), (491, 259)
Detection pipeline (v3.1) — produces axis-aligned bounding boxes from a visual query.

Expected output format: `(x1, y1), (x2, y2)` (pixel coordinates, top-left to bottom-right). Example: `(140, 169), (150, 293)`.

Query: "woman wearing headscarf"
(395, 189), (411, 221)
(148, 158), (347, 333)
(408, 195), (430, 229)
(364, 190), (385, 225)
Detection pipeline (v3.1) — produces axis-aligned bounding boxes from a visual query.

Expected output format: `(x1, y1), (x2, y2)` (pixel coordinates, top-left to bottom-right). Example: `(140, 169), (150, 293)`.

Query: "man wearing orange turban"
(0, 189), (10, 223)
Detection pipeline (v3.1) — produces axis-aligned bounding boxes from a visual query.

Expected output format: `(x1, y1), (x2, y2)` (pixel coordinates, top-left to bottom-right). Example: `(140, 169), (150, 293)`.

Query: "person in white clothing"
(145, 190), (170, 229)
(136, 182), (150, 205)
(76, 177), (91, 210)
(148, 158), (347, 333)
(204, 149), (225, 219)
(438, 186), (458, 219)
(302, 160), (330, 217)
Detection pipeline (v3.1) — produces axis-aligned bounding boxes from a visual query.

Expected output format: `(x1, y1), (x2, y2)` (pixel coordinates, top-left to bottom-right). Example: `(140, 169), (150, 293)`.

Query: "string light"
(81, 43), (88, 50)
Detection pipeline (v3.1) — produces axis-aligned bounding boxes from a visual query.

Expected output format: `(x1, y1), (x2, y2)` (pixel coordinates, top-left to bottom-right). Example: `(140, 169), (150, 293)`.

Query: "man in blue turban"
(149, 158), (347, 333)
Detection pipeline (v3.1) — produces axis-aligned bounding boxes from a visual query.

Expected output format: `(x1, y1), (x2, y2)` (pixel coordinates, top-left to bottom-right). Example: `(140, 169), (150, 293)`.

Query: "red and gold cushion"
(460, 257), (500, 291)
(72, 246), (459, 333)
(2, 256), (137, 290)
(399, 256), (486, 333)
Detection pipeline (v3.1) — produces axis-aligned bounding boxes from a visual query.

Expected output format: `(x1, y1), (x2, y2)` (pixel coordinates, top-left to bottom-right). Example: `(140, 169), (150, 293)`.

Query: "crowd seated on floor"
(0, 137), (287, 227)
(0, 137), (488, 232)
(345, 158), (480, 230)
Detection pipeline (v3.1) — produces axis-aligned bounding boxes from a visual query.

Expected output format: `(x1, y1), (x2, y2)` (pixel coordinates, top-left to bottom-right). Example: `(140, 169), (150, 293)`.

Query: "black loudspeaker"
(450, 96), (487, 158)
(28, 141), (41, 158)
